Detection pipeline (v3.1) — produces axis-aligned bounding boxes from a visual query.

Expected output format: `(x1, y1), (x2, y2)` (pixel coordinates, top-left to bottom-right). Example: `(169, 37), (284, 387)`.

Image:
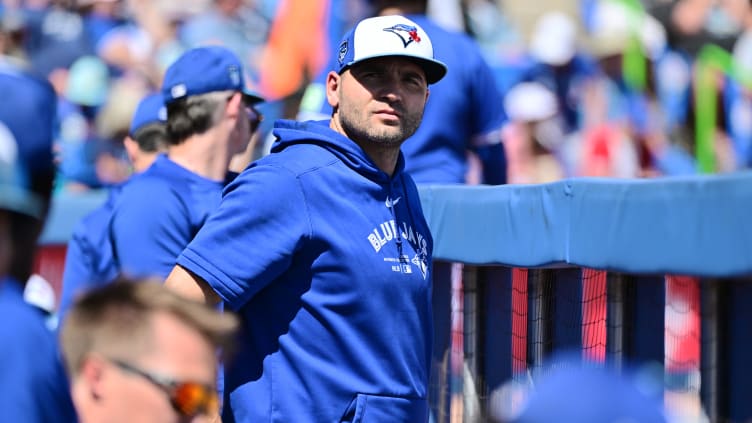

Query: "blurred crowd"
(2, 0), (752, 192)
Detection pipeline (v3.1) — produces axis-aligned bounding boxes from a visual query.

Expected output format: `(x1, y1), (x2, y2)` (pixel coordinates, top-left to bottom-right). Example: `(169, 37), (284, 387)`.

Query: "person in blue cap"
(166, 14), (445, 422)
(506, 355), (667, 423)
(108, 45), (264, 280)
(59, 92), (169, 322)
(0, 62), (77, 421)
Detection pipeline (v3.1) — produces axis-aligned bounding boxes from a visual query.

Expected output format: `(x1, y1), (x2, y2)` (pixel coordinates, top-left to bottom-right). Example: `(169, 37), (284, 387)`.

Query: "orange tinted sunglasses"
(111, 359), (219, 417)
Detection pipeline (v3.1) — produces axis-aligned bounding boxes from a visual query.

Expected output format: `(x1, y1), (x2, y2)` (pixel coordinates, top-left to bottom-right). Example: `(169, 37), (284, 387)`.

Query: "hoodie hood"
(270, 119), (405, 183)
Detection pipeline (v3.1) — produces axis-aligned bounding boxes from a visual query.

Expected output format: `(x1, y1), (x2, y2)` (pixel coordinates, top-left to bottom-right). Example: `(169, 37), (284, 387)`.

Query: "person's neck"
(167, 129), (232, 181)
(329, 117), (400, 176)
(361, 143), (401, 177)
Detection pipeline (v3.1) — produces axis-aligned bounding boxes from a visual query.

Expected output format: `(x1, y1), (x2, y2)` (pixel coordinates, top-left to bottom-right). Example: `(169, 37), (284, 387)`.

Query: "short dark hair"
(165, 91), (228, 146)
(131, 121), (168, 153)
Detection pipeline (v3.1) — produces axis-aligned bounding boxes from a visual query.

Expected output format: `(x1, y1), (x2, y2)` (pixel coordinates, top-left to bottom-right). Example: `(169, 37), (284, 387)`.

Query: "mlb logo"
(401, 264), (412, 274)
(338, 40), (348, 65)
(228, 66), (241, 86)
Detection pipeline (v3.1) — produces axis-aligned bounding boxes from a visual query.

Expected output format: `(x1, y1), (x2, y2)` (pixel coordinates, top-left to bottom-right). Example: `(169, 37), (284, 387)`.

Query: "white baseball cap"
(504, 82), (558, 122)
(529, 12), (577, 66)
(335, 15), (447, 84)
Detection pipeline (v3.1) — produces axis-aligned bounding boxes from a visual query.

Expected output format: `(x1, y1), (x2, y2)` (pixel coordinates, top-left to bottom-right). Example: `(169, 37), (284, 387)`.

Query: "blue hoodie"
(177, 120), (434, 422)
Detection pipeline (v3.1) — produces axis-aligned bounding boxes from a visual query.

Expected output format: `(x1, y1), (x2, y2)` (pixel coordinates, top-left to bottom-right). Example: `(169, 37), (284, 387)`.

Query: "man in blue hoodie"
(165, 14), (446, 422)
(0, 61), (77, 422)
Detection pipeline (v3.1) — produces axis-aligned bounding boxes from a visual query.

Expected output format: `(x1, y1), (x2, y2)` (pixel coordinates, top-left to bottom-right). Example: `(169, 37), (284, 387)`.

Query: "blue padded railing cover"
(419, 171), (752, 277)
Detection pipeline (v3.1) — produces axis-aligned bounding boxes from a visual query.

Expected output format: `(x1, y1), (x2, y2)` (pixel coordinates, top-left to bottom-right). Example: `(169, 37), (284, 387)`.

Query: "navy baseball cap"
(129, 93), (167, 136)
(336, 15), (447, 84)
(162, 46), (264, 105)
(0, 65), (57, 219)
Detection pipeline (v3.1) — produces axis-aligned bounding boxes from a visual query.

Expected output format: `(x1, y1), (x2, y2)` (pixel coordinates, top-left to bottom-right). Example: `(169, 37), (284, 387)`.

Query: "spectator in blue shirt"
(108, 45), (263, 280)
(0, 60), (77, 422)
(59, 92), (168, 321)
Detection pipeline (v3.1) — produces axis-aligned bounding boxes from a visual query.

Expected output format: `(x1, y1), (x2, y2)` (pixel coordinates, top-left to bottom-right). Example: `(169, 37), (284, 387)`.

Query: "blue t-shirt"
(0, 278), (77, 422)
(59, 185), (121, 321)
(177, 120), (434, 422)
(109, 154), (229, 279)
(299, 14), (507, 185)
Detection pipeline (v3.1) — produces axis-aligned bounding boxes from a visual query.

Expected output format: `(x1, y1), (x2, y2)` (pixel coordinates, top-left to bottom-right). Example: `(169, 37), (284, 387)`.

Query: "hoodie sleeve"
(177, 163), (310, 310)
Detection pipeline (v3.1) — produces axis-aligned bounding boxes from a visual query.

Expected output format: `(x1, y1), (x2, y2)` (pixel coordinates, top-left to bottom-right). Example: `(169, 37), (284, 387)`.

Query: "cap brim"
(242, 90), (265, 104)
(413, 57), (447, 85)
(344, 55), (447, 85)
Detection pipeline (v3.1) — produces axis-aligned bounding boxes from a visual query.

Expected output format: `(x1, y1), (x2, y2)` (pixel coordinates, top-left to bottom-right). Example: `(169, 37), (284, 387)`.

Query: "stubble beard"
(340, 106), (423, 148)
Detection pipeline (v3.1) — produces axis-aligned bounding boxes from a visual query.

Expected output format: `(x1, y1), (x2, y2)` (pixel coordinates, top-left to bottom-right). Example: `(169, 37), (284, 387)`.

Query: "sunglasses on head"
(109, 358), (219, 418)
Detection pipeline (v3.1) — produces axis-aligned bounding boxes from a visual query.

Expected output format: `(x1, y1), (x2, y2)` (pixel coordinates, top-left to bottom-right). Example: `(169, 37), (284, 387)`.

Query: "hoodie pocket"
(340, 393), (428, 423)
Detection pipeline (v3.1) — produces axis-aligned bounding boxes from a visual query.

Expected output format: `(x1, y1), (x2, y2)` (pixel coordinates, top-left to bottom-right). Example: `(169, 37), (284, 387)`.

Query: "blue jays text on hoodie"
(108, 154), (230, 280)
(177, 120), (435, 422)
(0, 278), (77, 422)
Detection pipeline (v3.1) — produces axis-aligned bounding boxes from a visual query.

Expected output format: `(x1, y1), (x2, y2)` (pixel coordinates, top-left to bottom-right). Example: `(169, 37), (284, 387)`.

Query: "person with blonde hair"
(60, 279), (238, 423)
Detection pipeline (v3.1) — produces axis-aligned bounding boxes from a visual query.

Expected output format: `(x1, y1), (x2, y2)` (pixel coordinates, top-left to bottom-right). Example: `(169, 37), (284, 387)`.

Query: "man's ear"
(123, 136), (139, 165)
(226, 92), (243, 120)
(79, 355), (108, 401)
(325, 71), (341, 110)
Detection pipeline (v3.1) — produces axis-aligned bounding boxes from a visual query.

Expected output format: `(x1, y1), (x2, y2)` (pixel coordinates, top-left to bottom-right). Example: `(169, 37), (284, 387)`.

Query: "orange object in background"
(259, 0), (330, 101)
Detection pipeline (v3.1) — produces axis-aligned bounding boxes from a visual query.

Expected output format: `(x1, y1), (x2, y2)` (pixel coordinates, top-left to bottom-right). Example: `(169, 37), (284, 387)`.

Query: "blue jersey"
(177, 120), (434, 422)
(0, 278), (77, 422)
(59, 186), (121, 320)
(109, 154), (229, 279)
(299, 14), (507, 185)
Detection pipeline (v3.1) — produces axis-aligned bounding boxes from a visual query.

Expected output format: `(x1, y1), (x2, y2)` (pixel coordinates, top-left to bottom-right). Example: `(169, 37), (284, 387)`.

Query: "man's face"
(76, 312), (218, 423)
(328, 56), (429, 148)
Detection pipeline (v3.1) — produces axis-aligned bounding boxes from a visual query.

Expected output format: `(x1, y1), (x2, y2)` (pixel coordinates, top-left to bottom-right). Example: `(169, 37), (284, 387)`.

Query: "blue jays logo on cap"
(333, 15), (447, 84)
(383, 24), (422, 48)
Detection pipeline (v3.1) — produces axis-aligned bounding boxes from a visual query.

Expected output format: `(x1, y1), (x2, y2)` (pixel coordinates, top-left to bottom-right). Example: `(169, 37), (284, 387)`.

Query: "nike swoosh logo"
(385, 196), (402, 208)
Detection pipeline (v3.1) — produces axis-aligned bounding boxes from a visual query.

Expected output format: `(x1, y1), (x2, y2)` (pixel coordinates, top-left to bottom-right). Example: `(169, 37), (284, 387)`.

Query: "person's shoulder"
(70, 198), (114, 241)
(244, 149), (318, 180)
(0, 281), (50, 340)
(264, 120), (346, 174)
(113, 171), (182, 215)
(412, 16), (482, 48)
(418, 20), (490, 71)
(118, 171), (174, 195)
